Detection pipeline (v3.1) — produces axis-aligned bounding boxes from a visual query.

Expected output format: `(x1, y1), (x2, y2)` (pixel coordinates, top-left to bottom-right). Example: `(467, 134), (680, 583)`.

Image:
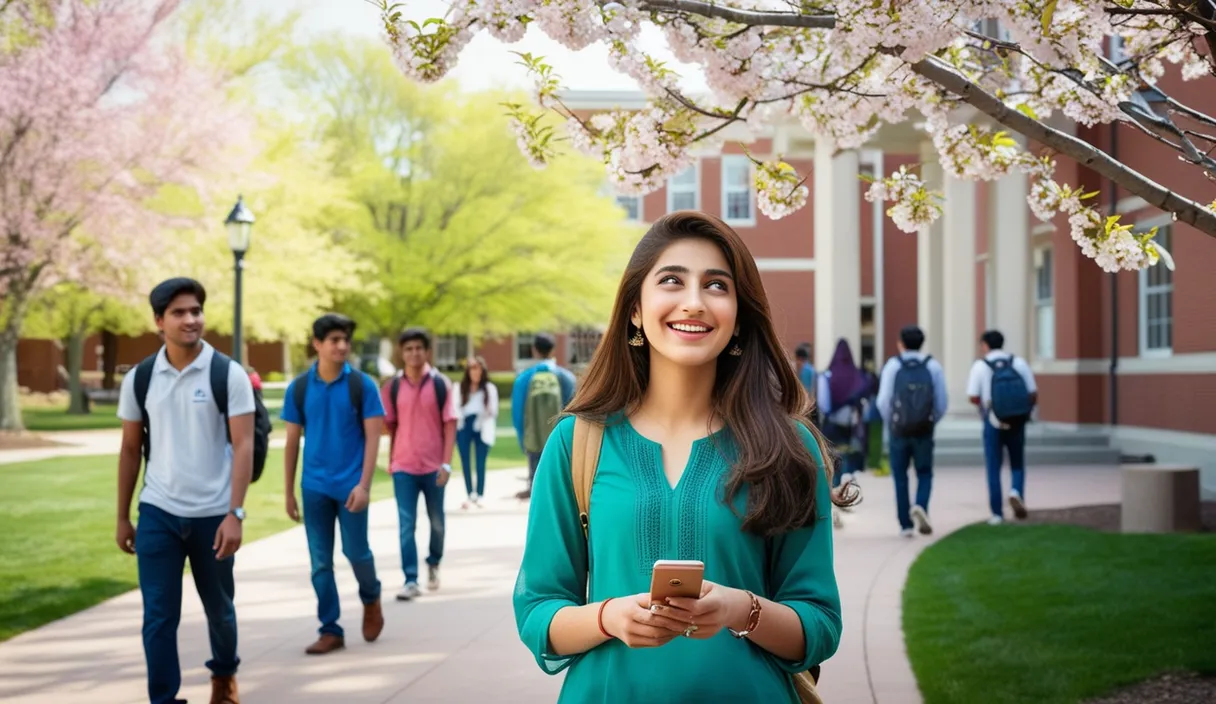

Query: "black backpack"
(133, 350), (273, 482)
(290, 366), (367, 438)
(890, 355), (937, 438)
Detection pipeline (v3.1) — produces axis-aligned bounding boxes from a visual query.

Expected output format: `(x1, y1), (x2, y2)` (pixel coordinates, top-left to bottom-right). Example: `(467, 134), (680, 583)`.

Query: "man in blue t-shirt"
(281, 314), (386, 656)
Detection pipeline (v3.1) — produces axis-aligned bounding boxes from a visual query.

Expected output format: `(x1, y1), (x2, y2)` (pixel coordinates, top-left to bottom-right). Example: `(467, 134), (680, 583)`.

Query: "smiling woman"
(513, 211), (856, 704)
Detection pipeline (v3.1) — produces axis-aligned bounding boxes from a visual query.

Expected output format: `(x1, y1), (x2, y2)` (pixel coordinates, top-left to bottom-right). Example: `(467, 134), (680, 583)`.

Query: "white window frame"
(667, 162), (699, 213)
(615, 193), (643, 222)
(720, 155), (756, 226)
(1138, 218), (1173, 358)
(513, 333), (536, 370)
(1033, 246), (1055, 360)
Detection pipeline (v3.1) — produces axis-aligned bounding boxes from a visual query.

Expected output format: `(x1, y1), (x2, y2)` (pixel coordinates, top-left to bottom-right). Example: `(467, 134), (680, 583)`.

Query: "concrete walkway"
(0, 460), (1123, 704)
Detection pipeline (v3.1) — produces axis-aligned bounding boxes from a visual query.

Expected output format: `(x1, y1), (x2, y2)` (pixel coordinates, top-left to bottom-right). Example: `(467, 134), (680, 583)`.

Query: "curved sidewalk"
(0, 464), (1121, 703)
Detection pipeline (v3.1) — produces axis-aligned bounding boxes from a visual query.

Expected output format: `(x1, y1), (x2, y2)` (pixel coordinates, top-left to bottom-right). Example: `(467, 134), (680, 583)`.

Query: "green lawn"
(0, 440), (526, 643)
(903, 524), (1216, 704)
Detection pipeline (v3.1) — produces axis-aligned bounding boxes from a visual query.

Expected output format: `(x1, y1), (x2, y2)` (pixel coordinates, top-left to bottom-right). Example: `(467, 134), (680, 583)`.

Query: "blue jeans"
(392, 471), (445, 584)
(824, 422), (863, 488)
(983, 421), (1027, 517)
(889, 434), (935, 530)
(457, 414), (490, 497)
(302, 489), (381, 637)
(136, 503), (238, 704)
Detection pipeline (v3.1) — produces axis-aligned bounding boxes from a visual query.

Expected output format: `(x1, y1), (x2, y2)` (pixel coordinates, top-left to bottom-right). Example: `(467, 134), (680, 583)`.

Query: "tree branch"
(910, 55), (1216, 237)
(634, 0), (836, 29)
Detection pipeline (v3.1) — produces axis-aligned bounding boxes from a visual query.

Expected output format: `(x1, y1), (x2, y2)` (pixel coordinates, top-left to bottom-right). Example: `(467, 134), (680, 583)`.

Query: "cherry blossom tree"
(373, 0), (1216, 275)
(0, 0), (246, 432)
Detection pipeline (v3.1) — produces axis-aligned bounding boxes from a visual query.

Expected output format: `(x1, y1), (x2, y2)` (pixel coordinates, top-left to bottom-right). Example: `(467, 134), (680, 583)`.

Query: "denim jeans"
(824, 423), (863, 488)
(983, 421), (1027, 517)
(392, 471), (445, 584)
(456, 414), (490, 498)
(889, 434), (935, 530)
(302, 489), (381, 637)
(136, 503), (238, 704)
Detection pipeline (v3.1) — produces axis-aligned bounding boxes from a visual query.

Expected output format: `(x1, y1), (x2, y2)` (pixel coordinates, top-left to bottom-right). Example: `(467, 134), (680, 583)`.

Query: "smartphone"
(649, 559), (705, 605)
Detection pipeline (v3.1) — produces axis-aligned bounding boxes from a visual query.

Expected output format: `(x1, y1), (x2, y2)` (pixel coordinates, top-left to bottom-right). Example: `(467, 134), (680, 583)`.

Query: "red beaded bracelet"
(598, 598), (614, 639)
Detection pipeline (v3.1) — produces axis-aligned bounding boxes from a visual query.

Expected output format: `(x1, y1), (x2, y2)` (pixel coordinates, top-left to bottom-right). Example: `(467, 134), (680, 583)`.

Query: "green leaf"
(1015, 103), (1039, 120)
(1041, 0), (1057, 33)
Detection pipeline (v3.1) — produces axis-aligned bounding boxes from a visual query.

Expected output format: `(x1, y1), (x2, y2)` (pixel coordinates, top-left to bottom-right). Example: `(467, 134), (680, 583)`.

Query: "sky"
(247, 0), (709, 94)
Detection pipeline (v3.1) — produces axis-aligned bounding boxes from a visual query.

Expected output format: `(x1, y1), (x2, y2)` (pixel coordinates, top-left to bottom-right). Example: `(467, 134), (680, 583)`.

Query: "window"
(1139, 225), (1173, 355)
(1034, 248), (1055, 360)
(566, 328), (602, 367)
(615, 194), (642, 221)
(667, 164), (698, 212)
(721, 155), (754, 224)
(515, 333), (535, 364)
(433, 335), (469, 371)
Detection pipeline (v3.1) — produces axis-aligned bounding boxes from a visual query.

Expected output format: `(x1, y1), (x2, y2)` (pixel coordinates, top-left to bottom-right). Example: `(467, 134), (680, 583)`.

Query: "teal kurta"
(513, 414), (842, 703)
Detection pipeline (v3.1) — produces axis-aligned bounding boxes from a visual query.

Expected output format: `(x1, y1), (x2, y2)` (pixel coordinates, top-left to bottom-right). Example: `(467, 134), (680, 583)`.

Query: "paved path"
(0, 460), (1123, 703)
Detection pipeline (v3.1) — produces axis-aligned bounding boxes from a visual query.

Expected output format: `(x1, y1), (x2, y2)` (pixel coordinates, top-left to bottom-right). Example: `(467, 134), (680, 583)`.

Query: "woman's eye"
(707, 280), (728, 291)
(660, 275), (681, 285)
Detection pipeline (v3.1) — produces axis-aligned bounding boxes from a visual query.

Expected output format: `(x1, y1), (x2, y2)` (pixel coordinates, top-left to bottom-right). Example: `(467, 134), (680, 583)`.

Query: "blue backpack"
(986, 356), (1033, 425)
(890, 356), (936, 437)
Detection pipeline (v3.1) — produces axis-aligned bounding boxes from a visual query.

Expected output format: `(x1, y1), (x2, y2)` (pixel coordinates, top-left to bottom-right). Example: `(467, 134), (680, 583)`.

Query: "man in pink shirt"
(381, 328), (458, 601)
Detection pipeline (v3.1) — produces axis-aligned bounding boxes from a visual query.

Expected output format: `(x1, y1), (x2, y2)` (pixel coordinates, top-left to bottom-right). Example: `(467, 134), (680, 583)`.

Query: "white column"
(991, 171), (1031, 357)
(813, 138), (861, 368)
(917, 142), (944, 358)
(941, 173), (977, 416)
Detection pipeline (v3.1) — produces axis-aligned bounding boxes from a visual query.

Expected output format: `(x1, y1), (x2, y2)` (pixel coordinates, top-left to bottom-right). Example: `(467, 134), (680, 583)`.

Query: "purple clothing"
(826, 339), (867, 408)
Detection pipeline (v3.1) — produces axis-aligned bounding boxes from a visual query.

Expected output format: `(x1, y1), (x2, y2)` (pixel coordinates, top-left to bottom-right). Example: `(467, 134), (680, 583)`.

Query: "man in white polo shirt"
(967, 329), (1038, 526)
(115, 278), (255, 704)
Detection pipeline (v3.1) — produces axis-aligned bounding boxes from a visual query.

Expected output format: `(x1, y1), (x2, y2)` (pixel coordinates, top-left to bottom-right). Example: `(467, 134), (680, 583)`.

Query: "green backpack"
(523, 369), (563, 454)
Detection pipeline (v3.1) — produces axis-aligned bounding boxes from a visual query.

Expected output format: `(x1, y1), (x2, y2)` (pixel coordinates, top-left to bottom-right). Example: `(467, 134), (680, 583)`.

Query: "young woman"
(513, 212), (855, 702)
(453, 355), (498, 509)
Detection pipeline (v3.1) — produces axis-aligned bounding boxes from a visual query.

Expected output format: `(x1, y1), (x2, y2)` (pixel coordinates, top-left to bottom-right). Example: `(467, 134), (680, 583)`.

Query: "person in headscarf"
(816, 339), (869, 501)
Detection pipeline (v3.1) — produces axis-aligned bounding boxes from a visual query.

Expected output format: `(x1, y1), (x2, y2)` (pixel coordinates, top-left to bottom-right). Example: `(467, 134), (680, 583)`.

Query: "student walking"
(382, 327), (458, 600)
(511, 332), (576, 500)
(281, 314), (387, 655)
(115, 278), (255, 704)
(513, 212), (851, 702)
(454, 355), (499, 509)
(817, 339), (870, 487)
(967, 330), (1038, 525)
(876, 326), (948, 537)
(794, 342), (818, 428)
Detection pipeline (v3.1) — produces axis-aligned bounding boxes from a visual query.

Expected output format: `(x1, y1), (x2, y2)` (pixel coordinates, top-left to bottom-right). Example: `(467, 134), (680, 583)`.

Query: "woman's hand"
(603, 593), (689, 648)
(660, 580), (751, 640)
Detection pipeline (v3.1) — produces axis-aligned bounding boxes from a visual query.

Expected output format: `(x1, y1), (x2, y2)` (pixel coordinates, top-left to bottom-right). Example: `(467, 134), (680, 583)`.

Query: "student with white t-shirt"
(115, 278), (256, 704)
(966, 329), (1038, 526)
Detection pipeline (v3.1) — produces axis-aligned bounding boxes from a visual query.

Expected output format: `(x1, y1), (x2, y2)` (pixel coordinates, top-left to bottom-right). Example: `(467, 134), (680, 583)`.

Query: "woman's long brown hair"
(565, 211), (857, 536)
(460, 355), (490, 400)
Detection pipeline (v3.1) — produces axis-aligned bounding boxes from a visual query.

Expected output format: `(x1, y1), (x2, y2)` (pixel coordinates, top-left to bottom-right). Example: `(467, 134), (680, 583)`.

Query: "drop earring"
(728, 340), (743, 356)
(629, 328), (645, 347)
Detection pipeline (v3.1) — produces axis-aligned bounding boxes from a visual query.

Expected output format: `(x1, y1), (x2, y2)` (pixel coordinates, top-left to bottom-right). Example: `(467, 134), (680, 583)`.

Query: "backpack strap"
(571, 418), (604, 539)
(210, 351), (233, 444)
(390, 376), (401, 417)
(347, 367), (365, 429)
(133, 354), (158, 462)
(432, 373), (448, 429)
(291, 371), (310, 428)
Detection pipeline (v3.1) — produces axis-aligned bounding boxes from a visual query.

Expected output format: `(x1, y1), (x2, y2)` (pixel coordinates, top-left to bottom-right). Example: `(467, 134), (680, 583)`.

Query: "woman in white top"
(453, 355), (498, 509)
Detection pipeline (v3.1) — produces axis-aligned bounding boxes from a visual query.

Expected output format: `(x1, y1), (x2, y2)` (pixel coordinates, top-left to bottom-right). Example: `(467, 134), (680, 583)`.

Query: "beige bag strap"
(571, 418), (604, 539)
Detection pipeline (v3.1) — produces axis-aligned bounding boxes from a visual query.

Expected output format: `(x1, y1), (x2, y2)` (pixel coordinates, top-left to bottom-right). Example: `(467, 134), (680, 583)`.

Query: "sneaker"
(474, 494), (484, 508)
(1009, 491), (1028, 520)
(910, 506), (933, 535)
(899, 528), (915, 538)
(987, 515), (1004, 526)
(427, 565), (440, 592)
(396, 582), (422, 601)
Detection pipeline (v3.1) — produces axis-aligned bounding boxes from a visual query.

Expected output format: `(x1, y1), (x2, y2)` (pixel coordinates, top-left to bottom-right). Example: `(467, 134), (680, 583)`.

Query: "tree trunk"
(66, 329), (87, 415)
(101, 329), (118, 390)
(0, 326), (24, 433)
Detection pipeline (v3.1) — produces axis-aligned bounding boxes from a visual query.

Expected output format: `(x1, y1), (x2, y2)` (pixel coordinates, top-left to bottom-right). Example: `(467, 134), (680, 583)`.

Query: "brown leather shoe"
(305, 633), (345, 655)
(210, 674), (239, 704)
(362, 599), (385, 642)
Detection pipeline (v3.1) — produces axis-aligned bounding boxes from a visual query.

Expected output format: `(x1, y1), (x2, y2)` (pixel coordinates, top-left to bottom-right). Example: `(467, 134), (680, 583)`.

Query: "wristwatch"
(231, 507), (246, 522)
(440, 463), (452, 473)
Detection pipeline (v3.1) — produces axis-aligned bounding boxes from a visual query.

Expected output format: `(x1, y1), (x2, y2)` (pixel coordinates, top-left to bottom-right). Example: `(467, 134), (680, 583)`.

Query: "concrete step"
(933, 433), (1113, 449)
(932, 445), (1123, 467)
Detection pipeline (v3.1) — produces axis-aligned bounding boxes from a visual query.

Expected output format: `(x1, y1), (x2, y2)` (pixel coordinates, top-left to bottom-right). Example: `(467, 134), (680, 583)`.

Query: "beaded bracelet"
(598, 597), (615, 639)
(727, 590), (762, 638)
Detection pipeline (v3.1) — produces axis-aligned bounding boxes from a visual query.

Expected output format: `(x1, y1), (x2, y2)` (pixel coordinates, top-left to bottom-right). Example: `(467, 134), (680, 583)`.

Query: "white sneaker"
(1008, 491), (1028, 520)
(899, 528), (915, 538)
(427, 565), (440, 591)
(910, 506), (933, 535)
(396, 582), (422, 601)
(987, 515), (1004, 526)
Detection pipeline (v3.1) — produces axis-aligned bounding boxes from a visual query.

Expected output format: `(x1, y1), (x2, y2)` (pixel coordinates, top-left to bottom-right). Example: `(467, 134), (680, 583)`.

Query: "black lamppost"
(224, 196), (255, 365)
